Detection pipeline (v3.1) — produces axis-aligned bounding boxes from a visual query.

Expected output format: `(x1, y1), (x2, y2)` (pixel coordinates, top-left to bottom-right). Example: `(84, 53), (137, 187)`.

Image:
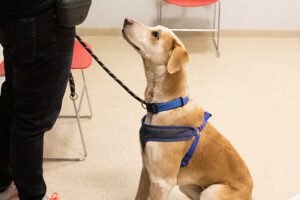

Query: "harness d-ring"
(141, 102), (147, 110)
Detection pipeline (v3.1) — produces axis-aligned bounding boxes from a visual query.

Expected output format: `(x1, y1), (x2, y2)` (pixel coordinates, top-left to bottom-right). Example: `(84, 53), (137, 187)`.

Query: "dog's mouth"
(122, 29), (141, 52)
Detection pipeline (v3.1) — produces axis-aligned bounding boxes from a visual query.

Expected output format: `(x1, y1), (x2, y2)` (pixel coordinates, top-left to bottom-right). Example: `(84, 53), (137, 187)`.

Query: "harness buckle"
(146, 103), (158, 113)
(180, 97), (184, 107)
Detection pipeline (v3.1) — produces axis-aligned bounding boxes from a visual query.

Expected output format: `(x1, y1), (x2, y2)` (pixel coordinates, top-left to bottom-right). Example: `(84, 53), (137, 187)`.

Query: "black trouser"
(0, 9), (75, 200)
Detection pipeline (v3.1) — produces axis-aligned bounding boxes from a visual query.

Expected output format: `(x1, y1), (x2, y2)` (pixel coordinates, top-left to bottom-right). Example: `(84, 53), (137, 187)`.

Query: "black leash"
(74, 34), (147, 107)
(68, 72), (78, 100)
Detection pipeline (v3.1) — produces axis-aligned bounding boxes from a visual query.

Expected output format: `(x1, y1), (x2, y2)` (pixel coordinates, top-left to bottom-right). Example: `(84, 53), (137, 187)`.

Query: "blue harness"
(140, 97), (212, 167)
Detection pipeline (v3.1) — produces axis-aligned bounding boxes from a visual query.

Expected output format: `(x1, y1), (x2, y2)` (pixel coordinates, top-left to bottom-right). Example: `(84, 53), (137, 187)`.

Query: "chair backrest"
(0, 61), (4, 76)
(71, 40), (93, 70)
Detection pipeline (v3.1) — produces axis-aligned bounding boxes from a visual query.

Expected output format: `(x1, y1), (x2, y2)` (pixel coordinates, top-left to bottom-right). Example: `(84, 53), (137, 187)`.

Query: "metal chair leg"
(79, 69), (93, 118)
(212, 1), (221, 57)
(158, 0), (162, 24)
(72, 98), (88, 161)
(77, 84), (86, 114)
(44, 98), (87, 162)
(212, 2), (217, 43)
(59, 70), (92, 119)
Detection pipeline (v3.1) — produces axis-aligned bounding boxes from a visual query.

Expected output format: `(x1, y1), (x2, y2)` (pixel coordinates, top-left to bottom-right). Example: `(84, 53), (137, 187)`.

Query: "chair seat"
(71, 40), (93, 70)
(165, 0), (219, 7)
(0, 61), (4, 76)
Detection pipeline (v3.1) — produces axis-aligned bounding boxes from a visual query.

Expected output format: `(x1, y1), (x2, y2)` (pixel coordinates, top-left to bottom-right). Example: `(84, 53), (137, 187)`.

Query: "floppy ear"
(167, 43), (189, 74)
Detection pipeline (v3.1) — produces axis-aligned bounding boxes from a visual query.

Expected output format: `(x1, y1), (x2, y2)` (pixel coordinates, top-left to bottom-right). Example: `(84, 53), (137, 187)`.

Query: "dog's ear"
(167, 42), (189, 74)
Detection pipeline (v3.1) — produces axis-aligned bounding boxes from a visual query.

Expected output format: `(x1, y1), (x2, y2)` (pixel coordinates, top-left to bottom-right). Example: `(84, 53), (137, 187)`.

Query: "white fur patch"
(154, 65), (167, 77)
(150, 176), (171, 189)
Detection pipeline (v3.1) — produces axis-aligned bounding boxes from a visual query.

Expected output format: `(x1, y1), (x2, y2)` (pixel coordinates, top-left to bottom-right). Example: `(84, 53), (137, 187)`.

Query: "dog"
(122, 18), (253, 200)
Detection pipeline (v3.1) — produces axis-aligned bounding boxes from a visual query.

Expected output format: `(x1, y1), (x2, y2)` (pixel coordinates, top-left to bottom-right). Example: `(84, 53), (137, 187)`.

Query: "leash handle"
(75, 34), (147, 106)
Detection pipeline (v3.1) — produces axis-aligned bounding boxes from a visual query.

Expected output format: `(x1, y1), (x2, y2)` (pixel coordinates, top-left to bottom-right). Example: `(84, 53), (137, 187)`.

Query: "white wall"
(80, 0), (300, 30)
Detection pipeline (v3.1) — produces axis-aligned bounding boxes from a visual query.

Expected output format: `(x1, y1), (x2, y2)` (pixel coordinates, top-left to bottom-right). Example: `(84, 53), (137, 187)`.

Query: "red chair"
(0, 61), (4, 76)
(0, 40), (93, 162)
(158, 0), (221, 56)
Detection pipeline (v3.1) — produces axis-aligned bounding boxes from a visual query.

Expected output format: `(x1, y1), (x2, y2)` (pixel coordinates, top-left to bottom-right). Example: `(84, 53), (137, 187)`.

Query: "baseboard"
(76, 28), (300, 38)
(76, 28), (122, 37)
(221, 30), (300, 38)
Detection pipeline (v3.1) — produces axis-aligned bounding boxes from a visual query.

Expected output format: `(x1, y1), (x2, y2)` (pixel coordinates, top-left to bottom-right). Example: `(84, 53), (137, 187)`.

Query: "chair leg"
(44, 98), (87, 162)
(79, 69), (93, 118)
(72, 98), (88, 161)
(59, 70), (92, 119)
(212, 2), (217, 36)
(77, 84), (86, 115)
(212, 1), (221, 57)
(158, 0), (162, 25)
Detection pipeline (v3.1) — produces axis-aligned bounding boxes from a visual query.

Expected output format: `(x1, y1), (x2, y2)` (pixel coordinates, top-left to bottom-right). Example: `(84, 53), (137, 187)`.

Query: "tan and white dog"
(122, 18), (253, 200)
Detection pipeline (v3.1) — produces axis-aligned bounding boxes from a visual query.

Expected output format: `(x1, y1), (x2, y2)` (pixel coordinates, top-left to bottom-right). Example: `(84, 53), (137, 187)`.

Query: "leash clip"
(141, 101), (158, 113)
(141, 102), (147, 110)
(146, 103), (158, 113)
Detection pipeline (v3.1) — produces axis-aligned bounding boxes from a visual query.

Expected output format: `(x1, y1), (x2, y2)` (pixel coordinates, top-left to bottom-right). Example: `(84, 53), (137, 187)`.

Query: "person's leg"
(0, 29), (14, 193)
(4, 10), (74, 200)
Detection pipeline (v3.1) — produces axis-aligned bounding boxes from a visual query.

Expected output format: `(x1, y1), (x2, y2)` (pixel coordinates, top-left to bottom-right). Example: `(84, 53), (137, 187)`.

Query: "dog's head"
(122, 18), (189, 74)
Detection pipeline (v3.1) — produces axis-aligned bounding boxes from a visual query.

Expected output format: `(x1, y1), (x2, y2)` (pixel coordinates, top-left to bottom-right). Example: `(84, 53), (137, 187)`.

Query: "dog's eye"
(151, 31), (160, 40)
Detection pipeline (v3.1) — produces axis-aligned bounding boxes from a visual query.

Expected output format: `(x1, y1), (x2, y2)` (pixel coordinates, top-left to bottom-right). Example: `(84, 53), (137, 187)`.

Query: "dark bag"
(56, 0), (92, 27)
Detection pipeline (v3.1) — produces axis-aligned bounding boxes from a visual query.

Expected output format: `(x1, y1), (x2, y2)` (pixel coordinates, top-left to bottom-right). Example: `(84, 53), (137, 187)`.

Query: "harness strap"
(180, 112), (212, 167)
(146, 97), (189, 113)
(199, 112), (212, 131)
(181, 134), (200, 167)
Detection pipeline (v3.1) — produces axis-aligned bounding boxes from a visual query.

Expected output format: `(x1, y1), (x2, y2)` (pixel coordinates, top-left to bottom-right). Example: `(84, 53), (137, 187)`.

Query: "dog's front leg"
(149, 179), (175, 200)
(144, 142), (182, 200)
(135, 166), (150, 200)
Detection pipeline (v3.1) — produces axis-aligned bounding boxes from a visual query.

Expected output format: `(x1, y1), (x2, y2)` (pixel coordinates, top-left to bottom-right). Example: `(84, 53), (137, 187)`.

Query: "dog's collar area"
(145, 97), (189, 113)
(139, 111), (212, 168)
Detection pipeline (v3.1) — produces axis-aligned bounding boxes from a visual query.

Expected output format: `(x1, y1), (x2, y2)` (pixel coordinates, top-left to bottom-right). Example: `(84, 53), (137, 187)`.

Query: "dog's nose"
(124, 18), (133, 27)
